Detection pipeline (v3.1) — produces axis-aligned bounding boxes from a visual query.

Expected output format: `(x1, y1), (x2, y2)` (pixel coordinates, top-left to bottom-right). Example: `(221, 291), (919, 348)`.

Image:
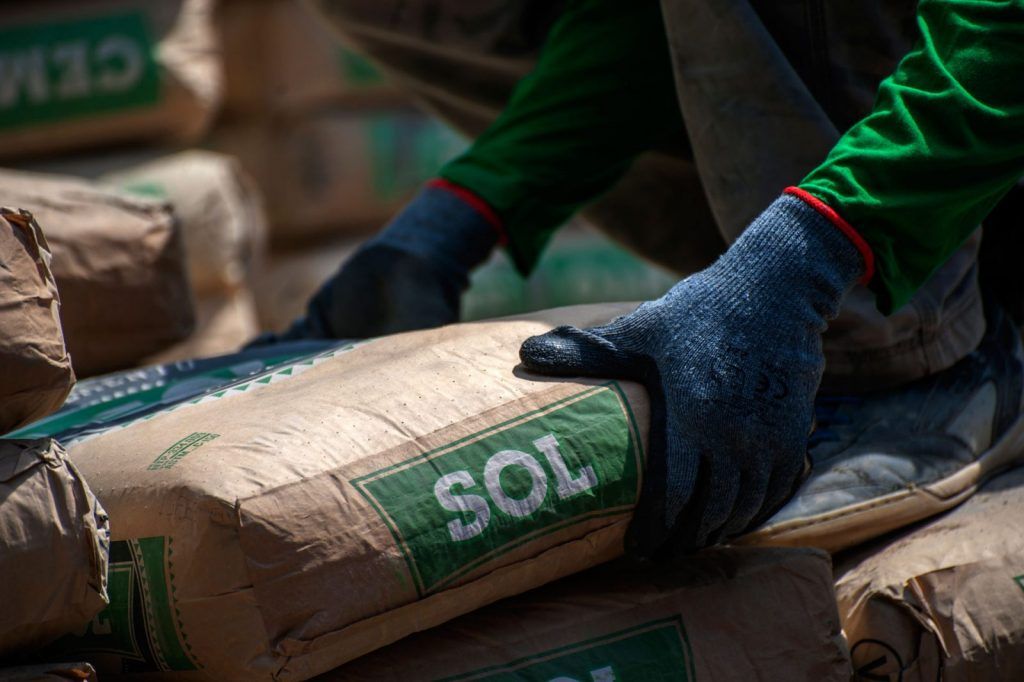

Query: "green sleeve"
(799, 0), (1024, 313)
(438, 0), (682, 276)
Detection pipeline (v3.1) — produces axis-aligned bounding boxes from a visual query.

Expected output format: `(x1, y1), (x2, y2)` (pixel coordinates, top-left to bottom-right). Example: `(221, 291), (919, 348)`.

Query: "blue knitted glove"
(519, 193), (867, 557)
(264, 181), (500, 342)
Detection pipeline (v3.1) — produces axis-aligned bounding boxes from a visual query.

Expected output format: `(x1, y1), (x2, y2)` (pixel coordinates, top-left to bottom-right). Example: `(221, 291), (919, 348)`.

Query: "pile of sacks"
(4, 301), (1024, 680)
(2, 1), (1023, 680)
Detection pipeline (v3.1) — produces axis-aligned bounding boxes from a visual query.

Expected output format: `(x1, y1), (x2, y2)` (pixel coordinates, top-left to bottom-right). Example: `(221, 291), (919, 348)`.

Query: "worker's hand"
(260, 181), (500, 342)
(519, 192), (867, 557)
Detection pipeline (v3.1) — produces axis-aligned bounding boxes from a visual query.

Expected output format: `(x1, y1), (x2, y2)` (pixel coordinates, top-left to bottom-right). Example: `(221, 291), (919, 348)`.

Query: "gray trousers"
(309, 0), (985, 391)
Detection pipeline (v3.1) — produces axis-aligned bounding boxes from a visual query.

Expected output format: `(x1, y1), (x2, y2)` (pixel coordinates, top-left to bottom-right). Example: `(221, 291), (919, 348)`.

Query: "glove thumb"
(519, 323), (648, 381)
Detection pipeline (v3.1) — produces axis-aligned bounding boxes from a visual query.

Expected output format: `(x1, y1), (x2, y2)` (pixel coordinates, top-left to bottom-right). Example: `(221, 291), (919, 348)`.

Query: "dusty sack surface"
(322, 546), (851, 681)
(0, 439), (109, 656)
(0, 168), (194, 377)
(0, 209), (75, 435)
(836, 464), (1024, 681)
(57, 304), (649, 679)
(0, 0), (220, 162)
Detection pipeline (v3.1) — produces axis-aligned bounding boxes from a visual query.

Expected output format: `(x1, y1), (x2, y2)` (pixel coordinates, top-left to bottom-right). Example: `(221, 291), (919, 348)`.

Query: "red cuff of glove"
(427, 178), (507, 246)
(784, 186), (874, 286)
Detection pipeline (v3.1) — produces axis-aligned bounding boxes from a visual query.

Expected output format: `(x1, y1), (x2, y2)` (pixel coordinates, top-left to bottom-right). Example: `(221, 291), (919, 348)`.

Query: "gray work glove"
(519, 191), (869, 557)
(255, 181), (500, 343)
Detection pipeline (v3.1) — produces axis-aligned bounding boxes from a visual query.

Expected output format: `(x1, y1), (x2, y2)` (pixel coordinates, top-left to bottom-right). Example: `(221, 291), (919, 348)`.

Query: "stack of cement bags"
(1, 0), (245, 370)
(11, 304), (851, 679)
(0, 210), (109, 661)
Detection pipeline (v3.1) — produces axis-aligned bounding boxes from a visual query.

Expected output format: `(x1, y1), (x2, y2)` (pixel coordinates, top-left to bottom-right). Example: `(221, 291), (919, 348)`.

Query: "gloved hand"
(259, 180), (501, 343)
(519, 190), (868, 557)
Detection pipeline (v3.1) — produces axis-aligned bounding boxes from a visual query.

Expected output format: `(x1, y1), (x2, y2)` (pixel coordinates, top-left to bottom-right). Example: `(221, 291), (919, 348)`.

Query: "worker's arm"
(799, 0), (1024, 313)
(520, 0), (1024, 557)
(439, 0), (682, 275)
(256, 0), (681, 344)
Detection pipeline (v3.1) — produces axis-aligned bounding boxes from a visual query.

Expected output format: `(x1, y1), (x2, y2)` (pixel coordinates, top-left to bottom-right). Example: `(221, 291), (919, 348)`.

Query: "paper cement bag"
(209, 111), (467, 245)
(0, 209), (75, 436)
(8, 341), (339, 446)
(836, 464), (1024, 681)
(324, 547), (850, 682)
(0, 0), (220, 162)
(217, 0), (405, 119)
(0, 439), (109, 656)
(101, 150), (268, 296)
(0, 169), (194, 377)
(52, 303), (648, 679)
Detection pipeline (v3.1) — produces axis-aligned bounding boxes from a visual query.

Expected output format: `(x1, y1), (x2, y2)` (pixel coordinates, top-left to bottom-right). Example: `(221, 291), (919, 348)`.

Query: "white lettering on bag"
(0, 34), (144, 110)
(434, 471), (491, 542)
(433, 432), (599, 542)
(484, 450), (548, 518)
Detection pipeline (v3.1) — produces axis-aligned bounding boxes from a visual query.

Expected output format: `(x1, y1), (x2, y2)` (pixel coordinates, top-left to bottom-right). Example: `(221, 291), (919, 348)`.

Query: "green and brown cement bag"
(52, 304), (647, 679)
(0, 209), (74, 435)
(323, 547), (850, 681)
(0, 0), (219, 162)
(0, 168), (194, 377)
(0, 439), (109, 656)
(836, 464), (1024, 681)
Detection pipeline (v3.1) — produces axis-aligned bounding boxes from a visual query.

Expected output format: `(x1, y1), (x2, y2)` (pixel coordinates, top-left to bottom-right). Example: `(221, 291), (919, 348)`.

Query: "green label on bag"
(353, 383), (643, 596)
(443, 617), (695, 681)
(1015, 574), (1024, 594)
(0, 11), (160, 130)
(148, 432), (219, 470)
(47, 537), (198, 673)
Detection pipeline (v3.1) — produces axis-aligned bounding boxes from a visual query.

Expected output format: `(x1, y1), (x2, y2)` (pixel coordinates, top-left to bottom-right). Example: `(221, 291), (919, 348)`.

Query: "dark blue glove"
(519, 192), (868, 557)
(262, 181), (500, 342)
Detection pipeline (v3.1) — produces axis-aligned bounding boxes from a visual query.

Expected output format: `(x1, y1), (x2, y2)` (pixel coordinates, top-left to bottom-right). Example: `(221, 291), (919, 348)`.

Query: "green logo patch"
(443, 617), (694, 681)
(0, 11), (161, 130)
(46, 537), (198, 673)
(353, 383), (642, 596)
(148, 432), (219, 470)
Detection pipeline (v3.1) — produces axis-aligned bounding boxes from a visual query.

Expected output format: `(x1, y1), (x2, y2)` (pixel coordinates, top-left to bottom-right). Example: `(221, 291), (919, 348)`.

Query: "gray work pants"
(309, 0), (985, 391)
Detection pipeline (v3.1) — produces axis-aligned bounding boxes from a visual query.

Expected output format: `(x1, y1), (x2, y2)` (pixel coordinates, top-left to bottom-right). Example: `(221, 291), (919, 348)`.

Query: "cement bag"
(324, 546), (850, 681)
(101, 150), (268, 296)
(836, 464), (1024, 681)
(54, 304), (648, 679)
(0, 0), (219, 162)
(0, 209), (74, 436)
(142, 288), (261, 364)
(0, 439), (109, 656)
(9, 340), (339, 445)
(0, 169), (194, 377)
(209, 111), (467, 245)
(217, 0), (405, 119)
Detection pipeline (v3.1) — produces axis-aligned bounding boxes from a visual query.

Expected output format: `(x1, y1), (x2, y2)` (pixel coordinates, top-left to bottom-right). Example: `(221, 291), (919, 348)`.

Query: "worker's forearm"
(439, 0), (682, 275)
(799, 0), (1024, 313)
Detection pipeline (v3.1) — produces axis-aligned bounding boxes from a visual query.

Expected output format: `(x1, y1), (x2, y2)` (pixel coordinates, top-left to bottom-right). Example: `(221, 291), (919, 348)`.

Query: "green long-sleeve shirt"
(439, 0), (1024, 313)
